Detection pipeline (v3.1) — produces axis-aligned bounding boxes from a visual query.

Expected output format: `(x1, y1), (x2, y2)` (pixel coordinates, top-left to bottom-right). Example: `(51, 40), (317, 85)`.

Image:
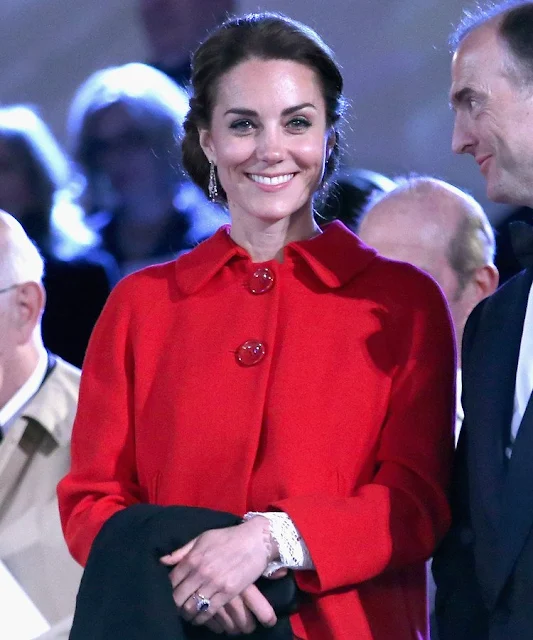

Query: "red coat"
(58, 221), (455, 640)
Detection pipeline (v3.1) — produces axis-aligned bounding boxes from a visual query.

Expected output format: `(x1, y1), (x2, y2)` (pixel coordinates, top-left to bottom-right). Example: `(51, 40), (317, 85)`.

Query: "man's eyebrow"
(450, 87), (475, 109)
(223, 103), (317, 117)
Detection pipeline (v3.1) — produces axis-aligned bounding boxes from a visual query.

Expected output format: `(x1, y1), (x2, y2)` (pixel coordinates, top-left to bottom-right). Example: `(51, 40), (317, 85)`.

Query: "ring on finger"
(193, 591), (211, 613)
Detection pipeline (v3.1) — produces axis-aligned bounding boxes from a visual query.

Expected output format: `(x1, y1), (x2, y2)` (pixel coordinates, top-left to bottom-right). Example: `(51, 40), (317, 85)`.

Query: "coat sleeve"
(270, 270), (456, 594)
(57, 277), (141, 566)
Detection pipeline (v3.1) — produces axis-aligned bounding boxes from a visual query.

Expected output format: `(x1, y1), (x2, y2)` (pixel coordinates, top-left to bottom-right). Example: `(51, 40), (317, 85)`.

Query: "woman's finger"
(204, 617), (225, 634)
(211, 608), (239, 635)
(242, 585), (277, 628)
(265, 567), (288, 579)
(160, 538), (196, 565)
(224, 595), (257, 634)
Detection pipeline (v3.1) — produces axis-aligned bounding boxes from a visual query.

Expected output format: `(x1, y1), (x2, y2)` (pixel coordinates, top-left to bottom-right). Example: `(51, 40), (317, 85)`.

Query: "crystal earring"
(208, 161), (218, 201)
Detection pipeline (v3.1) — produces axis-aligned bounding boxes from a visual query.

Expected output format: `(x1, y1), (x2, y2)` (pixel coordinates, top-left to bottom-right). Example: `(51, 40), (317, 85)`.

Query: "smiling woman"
(58, 12), (456, 640)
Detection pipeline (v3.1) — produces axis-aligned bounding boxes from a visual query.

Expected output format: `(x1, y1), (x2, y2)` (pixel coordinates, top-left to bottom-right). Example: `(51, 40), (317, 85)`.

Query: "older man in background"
(359, 176), (498, 442)
(0, 210), (82, 639)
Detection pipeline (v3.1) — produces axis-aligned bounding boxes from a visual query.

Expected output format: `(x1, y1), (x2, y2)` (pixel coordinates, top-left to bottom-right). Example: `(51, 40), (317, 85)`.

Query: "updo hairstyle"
(182, 12), (346, 203)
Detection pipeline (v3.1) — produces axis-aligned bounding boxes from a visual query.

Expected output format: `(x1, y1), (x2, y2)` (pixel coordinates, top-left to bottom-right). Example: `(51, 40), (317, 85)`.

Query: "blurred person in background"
(139, 0), (236, 86)
(69, 62), (226, 276)
(0, 105), (118, 367)
(0, 210), (82, 639)
(317, 167), (396, 231)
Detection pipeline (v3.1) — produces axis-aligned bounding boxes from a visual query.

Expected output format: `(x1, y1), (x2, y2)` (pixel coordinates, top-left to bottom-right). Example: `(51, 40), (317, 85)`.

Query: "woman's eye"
(287, 117), (311, 131)
(229, 119), (255, 132)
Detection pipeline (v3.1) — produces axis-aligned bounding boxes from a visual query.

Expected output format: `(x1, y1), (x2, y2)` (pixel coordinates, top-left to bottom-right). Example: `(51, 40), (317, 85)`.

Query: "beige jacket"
(0, 356), (83, 639)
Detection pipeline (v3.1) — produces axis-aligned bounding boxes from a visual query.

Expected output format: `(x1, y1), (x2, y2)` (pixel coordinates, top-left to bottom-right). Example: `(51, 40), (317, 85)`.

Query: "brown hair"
(182, 12), (346, 203)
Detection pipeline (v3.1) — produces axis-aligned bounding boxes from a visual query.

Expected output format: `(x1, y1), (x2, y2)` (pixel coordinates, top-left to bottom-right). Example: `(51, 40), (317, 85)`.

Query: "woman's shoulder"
(361, 252), (448, 313)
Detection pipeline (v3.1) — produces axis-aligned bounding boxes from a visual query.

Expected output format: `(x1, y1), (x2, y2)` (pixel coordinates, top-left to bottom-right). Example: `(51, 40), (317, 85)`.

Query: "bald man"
(359, 177), (498, 370)
(0, 211), (82, 639)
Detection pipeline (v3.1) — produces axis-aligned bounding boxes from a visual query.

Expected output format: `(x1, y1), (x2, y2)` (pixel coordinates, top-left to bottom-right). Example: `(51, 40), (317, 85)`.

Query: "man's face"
(450, 24), (533, 206)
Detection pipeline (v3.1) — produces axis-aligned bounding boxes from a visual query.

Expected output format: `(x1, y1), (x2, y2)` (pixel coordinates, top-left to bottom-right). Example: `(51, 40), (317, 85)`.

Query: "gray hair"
(0, 212), (44, 287)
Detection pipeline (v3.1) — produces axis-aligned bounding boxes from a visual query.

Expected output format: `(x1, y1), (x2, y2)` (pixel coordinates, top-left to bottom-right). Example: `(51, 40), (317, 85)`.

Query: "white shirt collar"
(0, 346), (49, 435)
(455, 368), (464, 447)
(510, 280), (533, 447)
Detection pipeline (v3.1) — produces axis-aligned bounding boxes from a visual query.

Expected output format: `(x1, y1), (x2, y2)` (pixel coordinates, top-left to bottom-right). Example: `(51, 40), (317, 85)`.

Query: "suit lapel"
(487, 269), (533, 608)
(467, 271), (532, 531)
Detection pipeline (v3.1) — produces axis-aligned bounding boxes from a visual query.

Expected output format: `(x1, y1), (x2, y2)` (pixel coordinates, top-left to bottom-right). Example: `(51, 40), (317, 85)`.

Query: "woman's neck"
(229, 208), (321, 263)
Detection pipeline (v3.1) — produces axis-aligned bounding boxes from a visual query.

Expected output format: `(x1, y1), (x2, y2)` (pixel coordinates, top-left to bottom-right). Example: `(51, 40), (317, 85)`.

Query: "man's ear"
(13, 282), (45, 344)
(472, 263), (499, 301)
(199, 129), (216, 164)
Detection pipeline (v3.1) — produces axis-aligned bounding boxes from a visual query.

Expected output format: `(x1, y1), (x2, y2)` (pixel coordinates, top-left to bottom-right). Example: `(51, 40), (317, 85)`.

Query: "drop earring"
(208, 161), (218, 201)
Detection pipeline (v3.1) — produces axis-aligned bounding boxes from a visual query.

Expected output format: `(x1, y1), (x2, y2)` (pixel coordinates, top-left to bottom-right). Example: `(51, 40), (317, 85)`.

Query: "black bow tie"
(509, 220), (533, 268)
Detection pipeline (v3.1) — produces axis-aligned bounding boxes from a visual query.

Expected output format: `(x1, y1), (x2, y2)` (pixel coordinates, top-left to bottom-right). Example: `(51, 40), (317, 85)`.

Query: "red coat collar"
(174, 220), (377, 294)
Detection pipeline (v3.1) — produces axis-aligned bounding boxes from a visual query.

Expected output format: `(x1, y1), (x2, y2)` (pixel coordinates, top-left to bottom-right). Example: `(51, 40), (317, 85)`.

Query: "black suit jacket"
(433, 268), (533, 640)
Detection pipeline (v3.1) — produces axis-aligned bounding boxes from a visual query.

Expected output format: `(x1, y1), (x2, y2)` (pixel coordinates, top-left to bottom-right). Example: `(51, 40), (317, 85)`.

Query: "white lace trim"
(243, 511), (314, 573)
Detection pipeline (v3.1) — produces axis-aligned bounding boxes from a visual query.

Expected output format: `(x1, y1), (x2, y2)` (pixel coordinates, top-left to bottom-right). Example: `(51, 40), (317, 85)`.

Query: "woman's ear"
(199, 129), (216, 164)
(326, 129), (337, 160)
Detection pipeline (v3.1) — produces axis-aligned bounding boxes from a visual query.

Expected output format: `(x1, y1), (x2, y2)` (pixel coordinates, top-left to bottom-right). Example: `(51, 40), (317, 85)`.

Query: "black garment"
(150, 58), (191, 88)
(433, 267), (533, 640)
(18, 208), (119, 368)
(509, 220), (533, 268)
(41, 250), (119, 367)
(91, 183), (227, 274)
(70, 504), (297, 640)
(494, 208), (533, 284)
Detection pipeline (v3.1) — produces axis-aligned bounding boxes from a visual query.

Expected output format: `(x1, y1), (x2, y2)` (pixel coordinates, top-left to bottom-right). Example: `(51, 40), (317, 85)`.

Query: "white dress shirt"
(0, 346), (48, 436)
(455, 369), (464, 447)
(508, 281), (533, 457)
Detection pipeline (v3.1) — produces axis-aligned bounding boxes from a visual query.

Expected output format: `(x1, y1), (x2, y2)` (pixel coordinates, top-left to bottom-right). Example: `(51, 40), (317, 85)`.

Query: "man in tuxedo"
(433, 2), (533, 639)
(0, 210), (82, 639)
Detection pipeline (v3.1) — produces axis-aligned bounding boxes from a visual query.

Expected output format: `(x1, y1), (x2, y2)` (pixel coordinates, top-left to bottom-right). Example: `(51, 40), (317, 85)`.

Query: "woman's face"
(0, 139), (36, 219)
(200, 58), (334, 226)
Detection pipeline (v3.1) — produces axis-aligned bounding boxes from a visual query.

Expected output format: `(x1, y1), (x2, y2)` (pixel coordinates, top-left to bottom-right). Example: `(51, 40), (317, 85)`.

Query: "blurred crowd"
(0, 1), (531, 640)
(0, 0), (525, 369)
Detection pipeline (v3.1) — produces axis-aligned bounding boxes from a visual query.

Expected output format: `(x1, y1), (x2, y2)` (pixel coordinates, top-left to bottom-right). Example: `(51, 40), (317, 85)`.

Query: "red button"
(248, 267), (274, 294)
(235, 340), (266, 366)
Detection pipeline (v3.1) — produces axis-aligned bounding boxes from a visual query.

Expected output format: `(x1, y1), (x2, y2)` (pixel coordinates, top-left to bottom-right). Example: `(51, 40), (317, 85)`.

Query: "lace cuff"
(243, 511), (314, 573)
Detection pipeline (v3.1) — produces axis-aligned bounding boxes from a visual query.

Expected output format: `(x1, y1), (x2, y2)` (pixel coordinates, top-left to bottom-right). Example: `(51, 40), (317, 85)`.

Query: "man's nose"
(451, 114), (475, 155)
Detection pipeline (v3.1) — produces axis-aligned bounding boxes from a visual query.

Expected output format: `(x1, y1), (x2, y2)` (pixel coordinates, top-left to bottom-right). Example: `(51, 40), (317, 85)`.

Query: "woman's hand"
(160, 516), (279, 627)
(202, 585), (276, 635)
